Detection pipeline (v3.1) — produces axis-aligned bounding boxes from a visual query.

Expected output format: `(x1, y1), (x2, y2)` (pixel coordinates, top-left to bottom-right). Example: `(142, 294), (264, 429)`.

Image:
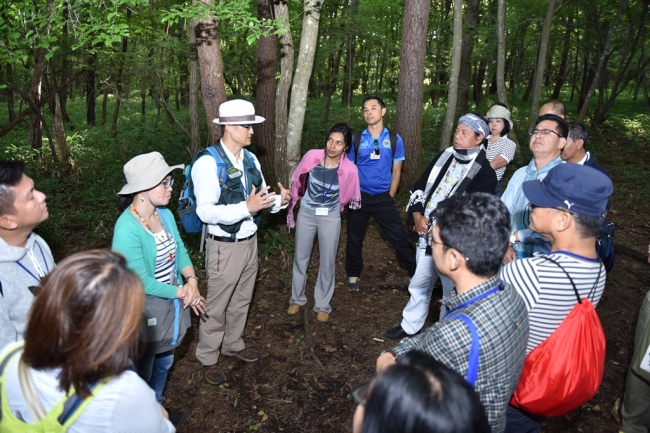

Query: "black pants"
(345, 191), (416, 278)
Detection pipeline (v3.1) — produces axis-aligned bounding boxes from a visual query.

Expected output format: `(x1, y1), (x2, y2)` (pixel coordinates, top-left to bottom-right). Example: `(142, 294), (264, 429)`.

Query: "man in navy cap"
(500, 163), (613, 432)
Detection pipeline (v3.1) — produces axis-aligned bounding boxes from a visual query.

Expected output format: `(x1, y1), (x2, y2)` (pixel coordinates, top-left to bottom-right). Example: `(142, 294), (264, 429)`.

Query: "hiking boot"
(202, 364), (226, 385)
(221, 347), (261, 363)
(348, 277), (359, 292)
(287, 304), (300, 315)
(385, 325), (409, 340)
(316, 311), (330, 322)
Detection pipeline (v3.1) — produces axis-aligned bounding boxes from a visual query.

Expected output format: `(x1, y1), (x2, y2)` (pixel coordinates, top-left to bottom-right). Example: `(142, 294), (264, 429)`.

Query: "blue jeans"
(137, 349), (175, 404)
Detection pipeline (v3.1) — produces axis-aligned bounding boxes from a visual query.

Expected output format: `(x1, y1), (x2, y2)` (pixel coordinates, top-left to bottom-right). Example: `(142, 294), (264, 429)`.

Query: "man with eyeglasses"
(385, 114), (498, 340)
(500, 163), (612, 432)
(501, 114), (567, 263)
(191, 99), (290, 385)
(345, 96), (416, 291)
(376, 193), (529, 433)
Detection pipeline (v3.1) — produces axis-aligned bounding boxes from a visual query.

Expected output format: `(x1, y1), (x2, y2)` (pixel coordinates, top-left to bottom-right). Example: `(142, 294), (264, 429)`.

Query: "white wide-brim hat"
(486, 105), (514, 129)
(212, 99), (265, 125)
(117, 152), (184, 195)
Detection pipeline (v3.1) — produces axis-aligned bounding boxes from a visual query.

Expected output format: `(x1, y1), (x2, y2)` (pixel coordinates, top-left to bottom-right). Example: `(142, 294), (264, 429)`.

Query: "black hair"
(567, 122), (589, 149)
(0, 160), (26, 215)
(470, 112), (490, 146)
(534, 114), (568, 139)
(363, 95), (386, 109)
(117, 195), (133, 213)
(486, 103), (511, 137)
(361, 350), (490, 433)
(572, 213), (604, 238)
(326, 122), (353, 153)
(432, 193), (511, 277)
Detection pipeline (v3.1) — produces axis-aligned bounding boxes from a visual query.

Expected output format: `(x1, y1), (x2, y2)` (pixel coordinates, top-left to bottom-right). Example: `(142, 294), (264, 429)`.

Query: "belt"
(208, 233), (256, 243)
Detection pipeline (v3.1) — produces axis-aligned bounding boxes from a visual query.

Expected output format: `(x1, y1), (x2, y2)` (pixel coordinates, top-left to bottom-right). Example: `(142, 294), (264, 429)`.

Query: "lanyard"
(15, 242), (49, 283)
(447, 282), (502, 314)
(241, 168), (250, 197)
(321, 163), (339, 203)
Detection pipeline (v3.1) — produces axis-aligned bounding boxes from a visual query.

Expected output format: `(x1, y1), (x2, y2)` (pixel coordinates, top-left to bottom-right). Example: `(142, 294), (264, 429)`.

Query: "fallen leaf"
(257, 298), (270, 309)
(324, 345), (337, 353)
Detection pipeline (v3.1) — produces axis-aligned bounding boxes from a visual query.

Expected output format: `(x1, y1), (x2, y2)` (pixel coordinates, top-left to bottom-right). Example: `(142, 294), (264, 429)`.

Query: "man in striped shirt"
(501, 163), (613, 432)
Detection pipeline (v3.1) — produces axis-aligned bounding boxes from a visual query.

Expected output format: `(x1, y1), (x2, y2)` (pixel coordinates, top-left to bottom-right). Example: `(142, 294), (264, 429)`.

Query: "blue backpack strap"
(207, 144), (229, 187)
(446, 314), (480, 388)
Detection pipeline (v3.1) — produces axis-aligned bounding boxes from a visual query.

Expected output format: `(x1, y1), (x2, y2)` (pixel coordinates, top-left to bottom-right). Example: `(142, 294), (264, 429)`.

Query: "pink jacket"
(287, 149), (361, 229)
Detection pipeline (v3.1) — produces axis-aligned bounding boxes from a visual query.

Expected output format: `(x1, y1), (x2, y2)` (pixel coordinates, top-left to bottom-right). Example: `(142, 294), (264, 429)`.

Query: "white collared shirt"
(192, 142), (284, 238)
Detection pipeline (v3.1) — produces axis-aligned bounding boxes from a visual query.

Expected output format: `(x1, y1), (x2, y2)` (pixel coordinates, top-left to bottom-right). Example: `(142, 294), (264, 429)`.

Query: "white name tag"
(640, 344), (650, 373)
(147, 318), (157, 326)
(315, 207), (329, 216)
(370, 152), (381, 160)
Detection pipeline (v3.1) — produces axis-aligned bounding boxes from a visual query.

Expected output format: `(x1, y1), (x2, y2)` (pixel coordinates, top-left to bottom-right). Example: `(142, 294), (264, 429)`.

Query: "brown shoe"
(287, 304), (300, 315)
(221, 347), (261, 363)
(202, 364), (226, 385)
(316, 311), (329, 322)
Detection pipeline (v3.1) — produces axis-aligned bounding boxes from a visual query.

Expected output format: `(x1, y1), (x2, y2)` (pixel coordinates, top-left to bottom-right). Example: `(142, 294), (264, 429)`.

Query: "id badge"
(370, 152), (381, 160)
(640, 344), (650, 373)
(315, 207), (329, 216)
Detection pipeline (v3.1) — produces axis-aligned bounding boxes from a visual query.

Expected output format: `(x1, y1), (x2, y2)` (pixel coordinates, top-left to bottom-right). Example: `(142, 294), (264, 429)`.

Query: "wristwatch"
(509, 232), (519, 245)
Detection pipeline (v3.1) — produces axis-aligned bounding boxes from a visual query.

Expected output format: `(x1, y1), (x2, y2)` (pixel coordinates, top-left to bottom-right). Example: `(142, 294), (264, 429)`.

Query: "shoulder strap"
(388, 129), (397, 159)
(540, 255), (601, 304)
(353, 131), (362, 164)
(18, 356), (47, 421)
(57, 380), (108, 426)
(205, 145), (228, 187)
(446, 314), (480, 389)
(0, 343), (25, 423)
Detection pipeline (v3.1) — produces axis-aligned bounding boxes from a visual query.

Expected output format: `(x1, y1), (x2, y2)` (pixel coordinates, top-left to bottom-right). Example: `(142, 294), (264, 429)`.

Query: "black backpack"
(597, 219), (616, 273)
(353, 129), (398, 170)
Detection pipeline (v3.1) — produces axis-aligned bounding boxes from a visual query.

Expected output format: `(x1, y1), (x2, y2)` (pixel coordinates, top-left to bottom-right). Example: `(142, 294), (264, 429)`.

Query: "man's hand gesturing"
(246, 185), (276, 213)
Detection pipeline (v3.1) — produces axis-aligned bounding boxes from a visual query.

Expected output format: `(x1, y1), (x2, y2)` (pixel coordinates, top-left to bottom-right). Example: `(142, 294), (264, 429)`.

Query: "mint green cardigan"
(112, 207), (193, 299)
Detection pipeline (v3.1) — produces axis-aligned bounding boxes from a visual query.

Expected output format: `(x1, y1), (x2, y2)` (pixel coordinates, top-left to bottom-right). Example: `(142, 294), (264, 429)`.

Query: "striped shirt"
(501, 251), (606, 354)
(486, 135), (516, 180)
(153, 231), (177, 284)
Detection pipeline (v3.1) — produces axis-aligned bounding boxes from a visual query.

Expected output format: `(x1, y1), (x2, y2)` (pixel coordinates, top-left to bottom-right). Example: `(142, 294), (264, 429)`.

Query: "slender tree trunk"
(528, 0), (558, 130)
(341, 0), (359, 106)
(552, 13), (573, 99)
(53, 93), (69, 162)
(5, 64), (17, 122)
(396, 0), (430, 187)
(274, 0), (294, 185)
(195, 0), (227, 144)
(101, 84), (109, 125)
(178, 20), (190, 107)
(456, 0), (479, 117)
(496, 0), (509, 106)
(111, 12), (130, 139)
(440, 0), (464, 151)
(578, 0), (627, 122)
(188, 19), (201, 156)
(255, 0), (277, 182)
(29, 0), (55, 149)
(86, 54), (97, 126)
(286, 0), (323, 176)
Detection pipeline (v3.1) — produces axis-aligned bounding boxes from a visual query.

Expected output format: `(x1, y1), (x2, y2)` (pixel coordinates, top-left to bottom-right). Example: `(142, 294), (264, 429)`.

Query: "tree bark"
(274, 0), (294, 185)
(255, 0), (277, 182)
(455, 0), (479, 117)
(341, 0), (359, 106)
(195, 0), (227, 145)
(188, 19), (201, 157)
(4, 63), (17, 122)
(286, 0), (323, 177)
(111, 10), (130, 139)
(86, 54), (97, 126)
(495, 0), (509, 106)
(528, 0), (558, 131)
(439, 0), (464, 151)
(53, 93), (69, 162)
(395, 0), (430, 187)
(552, 12), (573, 99)
(29, 0), (55, 149)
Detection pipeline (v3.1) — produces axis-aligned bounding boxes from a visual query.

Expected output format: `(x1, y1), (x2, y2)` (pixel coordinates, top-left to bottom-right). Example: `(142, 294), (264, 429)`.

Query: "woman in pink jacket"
(286, 123), (361, 322)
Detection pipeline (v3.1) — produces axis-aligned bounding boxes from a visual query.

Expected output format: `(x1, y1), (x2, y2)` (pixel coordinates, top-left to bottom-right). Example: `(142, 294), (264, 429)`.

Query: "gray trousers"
(622, 289), (650, 433)
(290, 206), (341, 313)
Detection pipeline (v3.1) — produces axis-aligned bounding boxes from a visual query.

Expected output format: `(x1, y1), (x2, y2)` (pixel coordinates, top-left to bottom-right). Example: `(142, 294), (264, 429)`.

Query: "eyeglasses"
(529, 128), (562, 138)
(429, 237), (470, 261)
(528, 203), (575, 216)
(237, 124), (253, 130)
(373, 139), (380, 155)
(160, 178), (174, 189)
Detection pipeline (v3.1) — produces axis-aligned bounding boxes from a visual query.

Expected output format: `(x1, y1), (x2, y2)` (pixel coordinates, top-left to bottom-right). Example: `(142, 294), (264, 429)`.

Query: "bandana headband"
(458, 114), (488, 138)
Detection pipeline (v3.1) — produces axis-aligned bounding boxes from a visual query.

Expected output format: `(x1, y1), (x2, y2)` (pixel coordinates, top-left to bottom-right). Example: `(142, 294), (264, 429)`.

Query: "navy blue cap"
(522, 163), (613, 217)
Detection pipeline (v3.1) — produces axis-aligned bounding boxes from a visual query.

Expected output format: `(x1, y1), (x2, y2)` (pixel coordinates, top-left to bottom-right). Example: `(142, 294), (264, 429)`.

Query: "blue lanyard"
(15, 242), (49, 283)
(447, 282), (502, 314)
(321, 163), (339, 203)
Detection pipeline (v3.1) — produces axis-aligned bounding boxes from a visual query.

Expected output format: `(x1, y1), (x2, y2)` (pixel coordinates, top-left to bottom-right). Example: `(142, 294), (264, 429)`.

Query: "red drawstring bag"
(510, 257), (605, 417)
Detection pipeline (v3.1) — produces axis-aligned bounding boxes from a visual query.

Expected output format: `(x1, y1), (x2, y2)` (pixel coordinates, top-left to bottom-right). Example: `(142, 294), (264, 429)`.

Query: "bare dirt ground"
(161, 208), (650, 433)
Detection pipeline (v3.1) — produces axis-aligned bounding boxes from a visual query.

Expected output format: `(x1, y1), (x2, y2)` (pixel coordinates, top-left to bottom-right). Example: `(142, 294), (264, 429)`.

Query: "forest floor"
(159, 202), (650, 433)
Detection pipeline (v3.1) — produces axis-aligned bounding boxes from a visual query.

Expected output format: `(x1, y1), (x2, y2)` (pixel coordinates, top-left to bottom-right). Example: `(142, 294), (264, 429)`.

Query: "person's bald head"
(539, 101), (566, 119)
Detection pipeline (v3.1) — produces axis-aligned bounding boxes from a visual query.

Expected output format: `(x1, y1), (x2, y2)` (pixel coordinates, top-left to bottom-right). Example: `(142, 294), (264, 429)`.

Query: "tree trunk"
(101, 84), (109, 125)
(455, 0), (479, 117)
(496, 0), (509, 106)
(111, 13), (130, 139)
(341, 0), (359, 106)
(53, 93), (69, 162)
(86, 54), (97, 126)
(552, 13), (573, 99)
(395, 0), (430, 187)
(286, 0), (323, 177)
(255, 0), (277, 182)
(188, 19), (201, 157)
(5, 63), (17, 122)
(178, 20), (190, 107)
(195, 0), (227, 145)
(578, 0), (628, 122)
(528, 0), (558, 131)
(274, 0), (294, 185)
(439, 0), (464, 151)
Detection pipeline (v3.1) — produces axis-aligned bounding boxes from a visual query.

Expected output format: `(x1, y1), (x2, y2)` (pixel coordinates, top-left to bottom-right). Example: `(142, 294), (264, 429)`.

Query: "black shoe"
(168, 410), (185, 427)
(385, 325), (409, 340)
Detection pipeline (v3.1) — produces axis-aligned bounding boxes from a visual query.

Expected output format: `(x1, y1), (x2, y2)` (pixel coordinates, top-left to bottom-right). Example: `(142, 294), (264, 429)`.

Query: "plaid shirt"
(392, 275), (529, 433)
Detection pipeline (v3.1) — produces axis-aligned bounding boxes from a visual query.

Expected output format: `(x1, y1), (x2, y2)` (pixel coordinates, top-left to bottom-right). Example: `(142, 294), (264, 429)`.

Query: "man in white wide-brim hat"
(192, 99), (289, 385)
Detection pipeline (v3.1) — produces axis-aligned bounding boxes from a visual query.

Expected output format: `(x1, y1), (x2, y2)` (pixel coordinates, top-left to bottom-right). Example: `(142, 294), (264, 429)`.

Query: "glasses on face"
(237, 124), (253, 130)
(429, 236), (470, 261)
(373, 139), (380, 155)
(529, 203), (575, 216)
(529, 128), (562, 138)
(160, 178), (174, 189)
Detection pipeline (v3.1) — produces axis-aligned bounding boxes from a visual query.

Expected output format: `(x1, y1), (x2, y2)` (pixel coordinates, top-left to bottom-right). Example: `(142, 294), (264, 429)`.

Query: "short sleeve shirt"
(486, 135), (516, 180)
(346, 128), (405, 194)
